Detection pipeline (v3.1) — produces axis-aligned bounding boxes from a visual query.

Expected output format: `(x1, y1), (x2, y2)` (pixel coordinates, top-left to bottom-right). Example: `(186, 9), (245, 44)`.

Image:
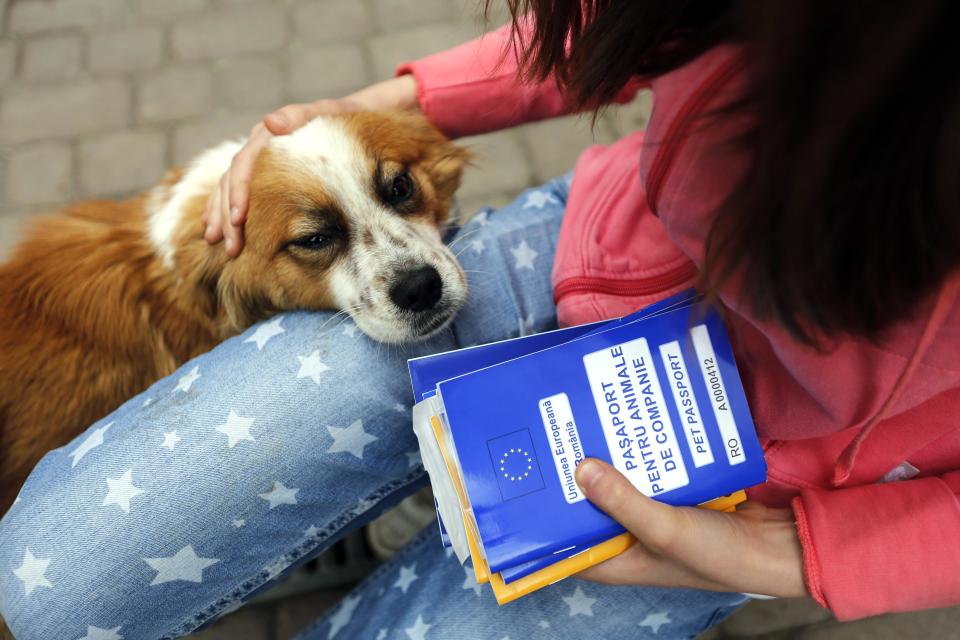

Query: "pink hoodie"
(398, 25), (960, 621)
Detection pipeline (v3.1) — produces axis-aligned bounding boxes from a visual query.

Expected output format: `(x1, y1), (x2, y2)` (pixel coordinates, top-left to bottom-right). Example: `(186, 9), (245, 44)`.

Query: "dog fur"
(0, 111), (468, 512)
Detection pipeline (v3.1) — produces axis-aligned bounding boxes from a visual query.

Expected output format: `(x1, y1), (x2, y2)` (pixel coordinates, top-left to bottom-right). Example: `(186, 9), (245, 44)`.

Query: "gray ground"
(0, 1), (957, 638)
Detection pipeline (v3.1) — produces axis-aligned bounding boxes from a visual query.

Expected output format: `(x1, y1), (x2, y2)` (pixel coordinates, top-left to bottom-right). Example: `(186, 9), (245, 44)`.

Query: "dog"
(0, 110), (469, 512)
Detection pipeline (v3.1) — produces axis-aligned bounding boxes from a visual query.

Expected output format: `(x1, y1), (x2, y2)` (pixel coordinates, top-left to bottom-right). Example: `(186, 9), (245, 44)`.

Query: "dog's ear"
(424, 141), (472, 204)
(216, 267), (275, 334)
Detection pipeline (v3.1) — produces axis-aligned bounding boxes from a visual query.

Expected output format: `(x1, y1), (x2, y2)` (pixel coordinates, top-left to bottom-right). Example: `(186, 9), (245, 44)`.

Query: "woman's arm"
(793, 470), (960, 620)
(396, 20), (645, 139)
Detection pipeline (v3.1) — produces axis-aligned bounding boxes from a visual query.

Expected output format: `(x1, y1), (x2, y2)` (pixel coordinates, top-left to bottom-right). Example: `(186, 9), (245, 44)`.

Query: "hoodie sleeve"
(395, 21), (645, 139)
(792, 470), (960, 621)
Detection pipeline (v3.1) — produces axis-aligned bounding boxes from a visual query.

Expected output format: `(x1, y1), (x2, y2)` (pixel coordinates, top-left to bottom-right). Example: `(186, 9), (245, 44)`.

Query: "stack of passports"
(407, 291), (766, 604)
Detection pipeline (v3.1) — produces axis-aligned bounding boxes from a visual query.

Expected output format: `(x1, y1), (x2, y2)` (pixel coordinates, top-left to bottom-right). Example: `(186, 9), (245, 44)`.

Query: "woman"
(3, 1), (959, 637)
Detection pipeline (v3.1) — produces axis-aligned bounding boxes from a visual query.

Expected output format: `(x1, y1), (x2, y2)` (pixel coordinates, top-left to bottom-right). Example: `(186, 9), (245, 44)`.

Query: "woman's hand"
(203, 75), (418, 256)
(575, 458), (809, 599)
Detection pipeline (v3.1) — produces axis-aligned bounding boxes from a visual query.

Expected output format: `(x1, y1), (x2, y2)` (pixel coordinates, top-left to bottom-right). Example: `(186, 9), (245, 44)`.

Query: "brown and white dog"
(0, 110), (469, 512)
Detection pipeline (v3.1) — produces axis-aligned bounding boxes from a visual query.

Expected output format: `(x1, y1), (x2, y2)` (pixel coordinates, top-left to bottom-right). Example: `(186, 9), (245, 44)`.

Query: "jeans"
(0, 175), (746, 639)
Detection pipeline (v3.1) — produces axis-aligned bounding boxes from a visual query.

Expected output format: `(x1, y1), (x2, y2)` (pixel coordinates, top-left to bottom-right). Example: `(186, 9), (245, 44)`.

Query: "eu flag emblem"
(487, 428), (545, 501)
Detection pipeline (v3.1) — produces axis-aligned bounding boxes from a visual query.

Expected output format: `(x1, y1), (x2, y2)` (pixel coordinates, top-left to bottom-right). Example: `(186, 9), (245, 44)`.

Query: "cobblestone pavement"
(0, 1), (956, 638)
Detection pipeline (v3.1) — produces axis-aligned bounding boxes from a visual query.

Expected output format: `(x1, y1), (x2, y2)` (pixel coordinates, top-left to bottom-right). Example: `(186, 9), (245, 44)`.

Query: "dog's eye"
(387, 172), (414, 205)
(292, 233), (333, 250)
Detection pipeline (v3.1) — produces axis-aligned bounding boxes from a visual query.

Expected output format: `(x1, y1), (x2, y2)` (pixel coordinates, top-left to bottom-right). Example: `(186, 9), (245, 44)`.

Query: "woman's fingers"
(220, 172), (243, 256)
(204, 185), (224, 243)
(263, 100), (340, 135)
(575, 458), (684, 555)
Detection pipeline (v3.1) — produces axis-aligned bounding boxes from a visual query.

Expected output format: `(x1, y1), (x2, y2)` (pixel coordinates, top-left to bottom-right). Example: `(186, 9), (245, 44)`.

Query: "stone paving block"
(520, 114), (613, 182)
(601, 90), (653, 139)
(20, 34), (82, 81)
(0, 79), (131, 144)
(171, 5), (287, 61)
(273, 587), (349, 640)
(373, 0), (457, 30)
(719, 597), (833, 637)
(8, 0), (128, 34)
(457, 130), (534, 202)
(138, 67), (215, 123)
(136, 0), (208, 18)
(0, 209), (36, 263)
(88, 26), (165, 74)
(79, 130), (166, 196)
(795, 606), (960, 640)
(286, 43), (372, 103)
(215, 57), (285, 110)
(172, 110), (265, 165)
(6, 142), (73, 205)
(293, 0), (374, 44)
(188, 603), (274, 640)
(0, 40), (17, 86)
(368, 23), (480, 80)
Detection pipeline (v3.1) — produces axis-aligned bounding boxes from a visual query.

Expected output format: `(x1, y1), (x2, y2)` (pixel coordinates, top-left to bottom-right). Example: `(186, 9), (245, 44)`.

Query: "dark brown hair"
(495, 0), (960, 343)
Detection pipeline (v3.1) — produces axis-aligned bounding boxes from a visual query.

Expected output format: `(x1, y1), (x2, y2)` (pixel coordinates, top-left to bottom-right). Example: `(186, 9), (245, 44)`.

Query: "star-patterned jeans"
(0, 175), (747, 640)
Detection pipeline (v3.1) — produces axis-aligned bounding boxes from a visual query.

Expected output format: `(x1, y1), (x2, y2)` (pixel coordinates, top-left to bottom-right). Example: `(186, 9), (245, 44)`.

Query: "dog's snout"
(389, 266), (443, 312)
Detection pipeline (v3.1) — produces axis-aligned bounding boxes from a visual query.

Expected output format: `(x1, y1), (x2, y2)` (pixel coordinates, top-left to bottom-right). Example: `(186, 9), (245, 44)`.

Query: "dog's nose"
(390, 266), (443, 312)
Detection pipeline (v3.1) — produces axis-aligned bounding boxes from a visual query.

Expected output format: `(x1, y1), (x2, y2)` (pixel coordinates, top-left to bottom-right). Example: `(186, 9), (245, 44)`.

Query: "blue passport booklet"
(408, 292), (766, 604)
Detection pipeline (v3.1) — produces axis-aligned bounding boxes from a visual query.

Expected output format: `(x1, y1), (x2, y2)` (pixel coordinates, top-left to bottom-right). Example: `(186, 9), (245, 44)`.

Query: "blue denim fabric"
(0, 175), (746, 639)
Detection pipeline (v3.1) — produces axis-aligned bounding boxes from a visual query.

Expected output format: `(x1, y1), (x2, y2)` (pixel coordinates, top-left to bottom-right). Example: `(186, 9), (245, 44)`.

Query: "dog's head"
(161, 111), (470, 343)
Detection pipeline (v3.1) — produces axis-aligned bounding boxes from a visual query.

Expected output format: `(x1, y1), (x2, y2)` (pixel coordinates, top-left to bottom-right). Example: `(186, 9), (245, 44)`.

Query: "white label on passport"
(538, 393), (586, 504)
(659, 340), (715, 468)
(583, 338), (689, 497)
(691, 324), (745, 465)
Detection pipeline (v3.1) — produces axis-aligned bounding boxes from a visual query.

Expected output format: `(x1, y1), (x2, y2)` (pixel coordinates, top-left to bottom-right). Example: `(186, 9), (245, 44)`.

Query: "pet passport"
(407, 291), (766, 604)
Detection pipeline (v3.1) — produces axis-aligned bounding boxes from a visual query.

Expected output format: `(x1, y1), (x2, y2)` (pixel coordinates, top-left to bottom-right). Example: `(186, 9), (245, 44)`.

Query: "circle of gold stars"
(499, 448), (534, 482)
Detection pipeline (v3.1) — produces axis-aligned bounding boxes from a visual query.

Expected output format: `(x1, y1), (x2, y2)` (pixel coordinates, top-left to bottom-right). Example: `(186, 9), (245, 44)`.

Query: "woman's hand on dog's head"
(204, 75), (419, 258)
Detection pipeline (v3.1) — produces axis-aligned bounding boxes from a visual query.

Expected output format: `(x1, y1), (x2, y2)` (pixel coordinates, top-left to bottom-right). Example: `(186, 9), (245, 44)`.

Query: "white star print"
(69, 423), (112, 467)
(13, 549), (52, 596)
(518, 313), (535, 336)
(638, 611), (672, 634)
(471, 210), (489, 226)
(444, 547), (454, 558)
(342, 323), (359, 337)
(393, 402), (407, 413)
(161, 431), (181, 450)
(78, 625), (123, 640)
(103, 468), (144, 513)
(470, 238), (485, 255)
(510, 240), (538, 270)
(405, 615), (431, 640)
(326, 419), (378, 460)
(232, 519), (246, 528)
(523, 190), (559, 209)
(375, 629), (388, 640)
(563, 586), (596, 617)
(144, 545), (219, 586)
(304, 525), (320, 538)
(297, 350), (331, 384)
(393, 563), (418, 594)
(259, 480), (299, 509)
(462, 565), (482, 596)
(215, 410), (255, 448)
(142, 397), (153, 407)
(175, 366), (201, 393)
(538, 620), (550, 629)
(244, 316), (285, 350)
(406, 451), (422, 468)
(327, 594), (361, 638)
